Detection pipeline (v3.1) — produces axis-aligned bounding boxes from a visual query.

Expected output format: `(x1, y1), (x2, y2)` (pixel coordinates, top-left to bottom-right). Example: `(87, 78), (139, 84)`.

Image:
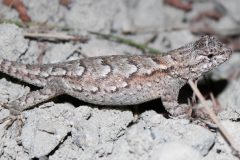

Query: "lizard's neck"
(160, 52), (202, 80)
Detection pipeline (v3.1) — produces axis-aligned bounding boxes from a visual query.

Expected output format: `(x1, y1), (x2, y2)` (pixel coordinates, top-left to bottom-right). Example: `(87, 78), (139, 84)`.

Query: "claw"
(1, 115), (16, 129)
(0, 104), (24, 136)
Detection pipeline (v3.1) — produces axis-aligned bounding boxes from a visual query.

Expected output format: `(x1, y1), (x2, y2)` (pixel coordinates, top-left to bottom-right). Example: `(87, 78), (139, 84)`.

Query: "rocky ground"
(0, 0), (240, 160)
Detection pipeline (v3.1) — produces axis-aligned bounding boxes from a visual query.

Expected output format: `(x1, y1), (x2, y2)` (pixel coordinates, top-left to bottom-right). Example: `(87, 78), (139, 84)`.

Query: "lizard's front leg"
(161, 89), (192, 119)
(162, 100), (192, 118)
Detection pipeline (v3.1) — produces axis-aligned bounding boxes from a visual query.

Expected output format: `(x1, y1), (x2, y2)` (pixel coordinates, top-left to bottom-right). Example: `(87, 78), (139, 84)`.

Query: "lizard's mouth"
(200, 50), (231, 71)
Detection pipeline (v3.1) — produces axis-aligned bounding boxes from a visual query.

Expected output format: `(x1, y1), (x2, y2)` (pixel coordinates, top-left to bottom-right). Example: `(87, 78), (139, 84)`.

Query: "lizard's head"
(170, 35), (232, 79)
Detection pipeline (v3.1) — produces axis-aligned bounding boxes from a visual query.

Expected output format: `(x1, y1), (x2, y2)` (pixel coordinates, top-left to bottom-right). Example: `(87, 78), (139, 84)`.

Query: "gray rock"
(0, 78), (30, 104)
(150, 142), (203, 160)
(109, 121), (153, 160)
(72, 117), (99, 151)
(21, 103), (74, 158)
(142, 111), (215, 156)
(211, 53), (240, 80)
(210, 53), (240, 120)
(65, 0), (118, 31)
(49, 137), (89, 160)
(109, 111), (214, 159)
(205, 120), (240, 160)
(23, 0), (63, 24)
(218, 74), (240, 120)
(0, 4), (19, 21)
(150, 30), (196, 52)
(72, 106), (134, 158)
(18, 41), (42, 64)
(218, 121), (240, 150)
(214, 16), (240, 36)
(119, 0), (184, 32)
(218, 0), (240, 23)
(81, 38), (142, 57)
(42, 43), (81, 64)
(0, 138), (29, 160)
(0, 24), (28, 60)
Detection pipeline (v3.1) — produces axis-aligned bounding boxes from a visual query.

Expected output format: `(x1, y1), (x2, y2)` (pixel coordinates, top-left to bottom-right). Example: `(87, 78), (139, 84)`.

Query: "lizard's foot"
(191, 105), (216, 123)
(0, 104), (24, 136)
(192, 107), (209, 119)
(165, 103), (193, 119)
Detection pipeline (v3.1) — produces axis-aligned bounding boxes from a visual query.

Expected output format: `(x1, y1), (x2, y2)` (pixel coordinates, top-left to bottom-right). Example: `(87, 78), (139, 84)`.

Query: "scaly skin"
(0, 35), (232, 117)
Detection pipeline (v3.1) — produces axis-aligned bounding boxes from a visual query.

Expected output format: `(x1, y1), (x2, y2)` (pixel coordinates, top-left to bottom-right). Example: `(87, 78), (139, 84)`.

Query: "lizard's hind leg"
(0, 81), (64, 134)
(3, 86), (63, 112)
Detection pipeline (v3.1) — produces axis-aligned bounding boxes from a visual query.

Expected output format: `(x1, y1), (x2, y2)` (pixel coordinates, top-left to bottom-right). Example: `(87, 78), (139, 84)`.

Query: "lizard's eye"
(207, 54), (214, 59)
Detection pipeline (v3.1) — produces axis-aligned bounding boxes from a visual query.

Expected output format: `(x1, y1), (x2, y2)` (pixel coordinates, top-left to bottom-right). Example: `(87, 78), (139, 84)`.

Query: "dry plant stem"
(210, 93), (217, 108)
(59, 0), (71, 7)
(89, 31), (164, 55)
(24, 32), (88, 42)
(210, 92), (221, 114)
(188, 79), (240, 153)
(164, 0), (192, 11)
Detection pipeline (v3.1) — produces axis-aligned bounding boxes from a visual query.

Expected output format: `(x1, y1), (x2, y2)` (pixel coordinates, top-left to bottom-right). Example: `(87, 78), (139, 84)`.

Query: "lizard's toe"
(167, 104), (192, 119)
(0, 104), (24, 136)
(0, 112), (23, 130)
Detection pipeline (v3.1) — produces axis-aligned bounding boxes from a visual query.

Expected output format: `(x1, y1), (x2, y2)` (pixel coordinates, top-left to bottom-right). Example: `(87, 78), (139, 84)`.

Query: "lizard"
(0, 35), (232, 121)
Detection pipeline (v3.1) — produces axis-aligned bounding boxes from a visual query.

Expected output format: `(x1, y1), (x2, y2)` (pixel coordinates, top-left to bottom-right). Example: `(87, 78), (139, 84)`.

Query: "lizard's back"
(0, 55), (181, 105)
(63, 55), (181, 105)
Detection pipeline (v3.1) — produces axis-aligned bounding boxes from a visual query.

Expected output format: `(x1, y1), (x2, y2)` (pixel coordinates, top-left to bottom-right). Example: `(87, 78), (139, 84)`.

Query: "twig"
(89, 31), (165, 55)
(59, 0), (71, 7)
(188, 79), (240, 153)
(0, 19), (188, 37)
(210, 92), (221, 113)
(24, 32), (88, 43)
(164, 0), (192, 11)
(0, 19), (70, 31)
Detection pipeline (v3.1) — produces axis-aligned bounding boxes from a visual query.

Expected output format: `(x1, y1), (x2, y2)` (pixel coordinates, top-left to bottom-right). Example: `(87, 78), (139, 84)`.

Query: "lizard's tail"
(0, 58), (47, 87)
